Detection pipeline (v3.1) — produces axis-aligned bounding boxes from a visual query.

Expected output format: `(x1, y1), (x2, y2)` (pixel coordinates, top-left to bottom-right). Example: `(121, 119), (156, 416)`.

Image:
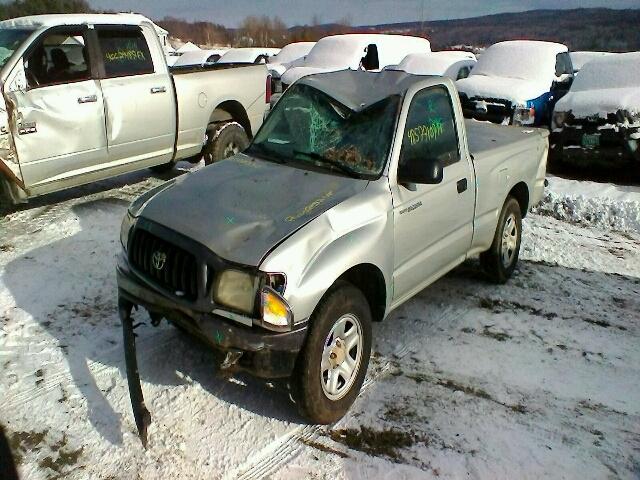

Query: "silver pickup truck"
(117, 70), (548, 443)
(0, 13), (269, 209)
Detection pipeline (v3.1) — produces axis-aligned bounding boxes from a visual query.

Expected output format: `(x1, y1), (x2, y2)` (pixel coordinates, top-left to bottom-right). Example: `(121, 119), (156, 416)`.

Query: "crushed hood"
(136, 154), (369, 266)
(554, 87), (640, 119)
(456, 74), (551, 105)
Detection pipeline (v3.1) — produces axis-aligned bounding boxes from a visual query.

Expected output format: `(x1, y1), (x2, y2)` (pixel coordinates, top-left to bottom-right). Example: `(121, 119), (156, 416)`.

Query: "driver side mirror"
(398, 158), (443, 190)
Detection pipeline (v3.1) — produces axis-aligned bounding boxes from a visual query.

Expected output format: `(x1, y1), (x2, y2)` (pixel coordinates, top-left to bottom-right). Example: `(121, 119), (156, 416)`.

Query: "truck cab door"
(95, 25), (175, 167)
(4, 26), (108, 192)
(391, 85), (475, 303)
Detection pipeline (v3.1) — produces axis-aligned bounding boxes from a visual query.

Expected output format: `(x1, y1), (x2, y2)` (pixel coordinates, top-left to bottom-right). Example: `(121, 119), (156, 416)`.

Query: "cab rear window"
(97, 28), (154, 78)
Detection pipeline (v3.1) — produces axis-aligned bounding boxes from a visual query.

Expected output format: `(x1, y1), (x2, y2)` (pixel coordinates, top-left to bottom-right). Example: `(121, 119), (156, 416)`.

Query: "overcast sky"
(87, 0), (640, 27)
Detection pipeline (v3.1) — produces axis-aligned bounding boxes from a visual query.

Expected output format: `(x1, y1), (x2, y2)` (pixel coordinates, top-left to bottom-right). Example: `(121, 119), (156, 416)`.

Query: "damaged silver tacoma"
(118, 70), (548, 444)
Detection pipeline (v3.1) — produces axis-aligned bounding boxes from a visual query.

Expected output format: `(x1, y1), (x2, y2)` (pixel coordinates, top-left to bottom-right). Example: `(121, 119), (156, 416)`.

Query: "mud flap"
(119, 298), (151, 447)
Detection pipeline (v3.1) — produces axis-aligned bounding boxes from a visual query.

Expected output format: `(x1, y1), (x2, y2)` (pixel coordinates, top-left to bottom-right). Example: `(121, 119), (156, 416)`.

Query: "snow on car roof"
(218, 47), (280, 63)
(268, 42), (315, 65)
(570, 51), (616, 73)
(390, 52), (476, 77)
(0, 13), (156, 29)
(304, 34), (431, 69)
(297, 69), (437, 112)
(569, 52), (640, 91)
(471, 40), (567, 81)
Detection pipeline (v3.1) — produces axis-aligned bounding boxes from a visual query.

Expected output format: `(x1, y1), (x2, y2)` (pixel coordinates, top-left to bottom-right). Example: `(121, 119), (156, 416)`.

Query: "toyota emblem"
(152, 251), (167, 270)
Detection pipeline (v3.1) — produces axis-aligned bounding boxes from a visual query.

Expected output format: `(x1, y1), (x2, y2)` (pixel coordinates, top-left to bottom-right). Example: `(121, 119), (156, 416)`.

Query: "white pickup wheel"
(480, 196), (523, 284)
(292, 280), (372, 424)
(203, 121), (249, 166)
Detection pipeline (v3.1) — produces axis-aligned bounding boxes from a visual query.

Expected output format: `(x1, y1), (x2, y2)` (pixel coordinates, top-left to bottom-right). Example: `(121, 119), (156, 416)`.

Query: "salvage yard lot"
(1, 163), (639, 479)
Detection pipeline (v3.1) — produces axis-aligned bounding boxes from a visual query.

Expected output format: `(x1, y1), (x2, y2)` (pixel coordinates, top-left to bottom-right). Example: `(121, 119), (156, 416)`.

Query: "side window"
(555, 52), (573, 77)
(97, 28), (154, 78)
(24, 28), (90, 89)
(400, 86), (460, 170)
(361, 44), (379, 70)
(456, 66), (471, 80)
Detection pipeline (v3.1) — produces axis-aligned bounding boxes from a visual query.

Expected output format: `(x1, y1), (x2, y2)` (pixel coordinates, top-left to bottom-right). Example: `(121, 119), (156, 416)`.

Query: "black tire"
(292, 280), (372, 424)
(149, 159), (176, 173)
(480, 196), (523, 284)
(203, 121), (249, 166)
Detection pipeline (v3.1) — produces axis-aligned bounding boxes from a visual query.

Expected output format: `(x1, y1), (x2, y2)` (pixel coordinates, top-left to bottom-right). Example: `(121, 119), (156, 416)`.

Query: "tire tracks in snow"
(1, 329), (172, 412)
(225, 306), (458, 480)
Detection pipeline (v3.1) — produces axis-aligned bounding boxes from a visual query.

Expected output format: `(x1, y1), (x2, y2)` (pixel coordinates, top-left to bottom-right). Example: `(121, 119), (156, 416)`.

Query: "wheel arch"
(209, 100), (252, 138)
(508, 182), (529, 218)
(335, 263), (387, 323)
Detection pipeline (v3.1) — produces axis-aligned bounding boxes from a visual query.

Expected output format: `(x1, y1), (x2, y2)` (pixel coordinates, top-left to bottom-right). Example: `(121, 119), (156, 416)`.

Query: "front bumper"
(551, 126), (640, 166)
(117, 257), (308, 378)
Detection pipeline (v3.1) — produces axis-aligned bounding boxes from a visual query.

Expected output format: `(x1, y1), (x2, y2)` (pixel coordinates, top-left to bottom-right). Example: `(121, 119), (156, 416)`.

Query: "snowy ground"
(1, 165), (639, 479)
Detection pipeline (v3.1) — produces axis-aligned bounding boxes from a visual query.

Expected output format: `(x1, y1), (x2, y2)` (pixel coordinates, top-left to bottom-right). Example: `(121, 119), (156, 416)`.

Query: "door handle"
(77, 95), (98, 104)
(457, 178), (468, 193)
(150, 86), (166, 94)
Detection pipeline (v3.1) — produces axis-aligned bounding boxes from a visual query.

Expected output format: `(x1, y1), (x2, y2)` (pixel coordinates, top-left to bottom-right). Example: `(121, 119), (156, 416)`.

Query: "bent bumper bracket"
(120, 298), (151, 447)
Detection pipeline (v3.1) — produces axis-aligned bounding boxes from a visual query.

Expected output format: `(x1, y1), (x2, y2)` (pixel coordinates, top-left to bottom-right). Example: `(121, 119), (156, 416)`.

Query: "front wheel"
(292, 281), (372, 424)
(203, 122), (249, 166)
(480, 196), (522, 284)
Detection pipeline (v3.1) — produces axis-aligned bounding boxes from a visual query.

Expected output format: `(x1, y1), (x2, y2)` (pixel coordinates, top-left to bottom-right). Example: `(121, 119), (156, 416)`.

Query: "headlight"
(553, 111), (568, 129)
(513, 105), (536, 126)
(120, 212), (135, 250)
(213, 270), (258, 314)
(261, 287), (292, 329)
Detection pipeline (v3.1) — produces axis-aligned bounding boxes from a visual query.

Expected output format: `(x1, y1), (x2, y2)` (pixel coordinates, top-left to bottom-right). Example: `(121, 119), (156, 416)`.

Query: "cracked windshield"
(249, 83), (399, 177)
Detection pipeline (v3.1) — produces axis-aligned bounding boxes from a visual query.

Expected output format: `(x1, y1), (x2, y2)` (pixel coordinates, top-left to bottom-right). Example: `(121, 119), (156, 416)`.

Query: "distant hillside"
(333, 8), (640, 51)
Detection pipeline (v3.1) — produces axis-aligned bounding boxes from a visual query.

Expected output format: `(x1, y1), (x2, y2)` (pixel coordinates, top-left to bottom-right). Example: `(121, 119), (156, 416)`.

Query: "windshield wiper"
(246, 143), (286, 164)
(293, 150), (361, 178)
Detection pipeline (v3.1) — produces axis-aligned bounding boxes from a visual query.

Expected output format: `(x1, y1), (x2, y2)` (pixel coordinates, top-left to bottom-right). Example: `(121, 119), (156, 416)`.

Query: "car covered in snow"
(118, 69), (548, 441)
(551, 52), (640, 168)
(280, 34), (431, 88)
(0, 14), (271, 210)
(456, 40), (574, 126)
(386, 51), (477, 80)
(217, 47), (281, 64)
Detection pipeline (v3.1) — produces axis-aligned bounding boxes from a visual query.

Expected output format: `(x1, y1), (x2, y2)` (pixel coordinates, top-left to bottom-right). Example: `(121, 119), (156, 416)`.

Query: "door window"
(24, 29), (91, 89)
(399, 86), (460, 171)
(97, 28), (154, 78)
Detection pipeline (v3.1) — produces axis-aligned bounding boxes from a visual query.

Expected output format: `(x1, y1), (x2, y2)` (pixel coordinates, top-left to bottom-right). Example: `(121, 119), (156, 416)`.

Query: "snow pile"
(533, 176), (640, 233)
(268, 42), (315, 65)
(554, 52), (640, 118)
(456, 40), (567, 103)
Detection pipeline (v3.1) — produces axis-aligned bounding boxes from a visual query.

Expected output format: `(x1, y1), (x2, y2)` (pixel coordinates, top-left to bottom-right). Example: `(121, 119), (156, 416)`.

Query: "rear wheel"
(480, 196), (522, 284)
(203, 122), (249, 166)
(292, 281), (372, 424)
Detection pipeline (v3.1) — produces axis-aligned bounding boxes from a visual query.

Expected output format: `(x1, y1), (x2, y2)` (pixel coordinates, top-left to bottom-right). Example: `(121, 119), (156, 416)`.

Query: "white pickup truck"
(117, 70), (549, 442)
(0, 14), (270, 208)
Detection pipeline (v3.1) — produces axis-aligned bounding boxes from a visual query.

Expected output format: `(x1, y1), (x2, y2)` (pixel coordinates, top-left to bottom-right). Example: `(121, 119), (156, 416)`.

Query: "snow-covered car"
(118, 69), (548, 442)
(386, 51), (477, 80)
(172, 48), (227, 68)
(280, 34), (431, 87)
(570, 51), (616, 74)
(456, 40), (574, 126)
(0, 14), (270, 208)
(218, 47), (281, 64)
(551, 52), (640, 167)
(267, 41), (315, 77)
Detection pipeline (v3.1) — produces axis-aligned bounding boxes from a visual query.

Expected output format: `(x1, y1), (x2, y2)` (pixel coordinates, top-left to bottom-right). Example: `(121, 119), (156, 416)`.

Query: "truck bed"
(465, 119), (549, 158)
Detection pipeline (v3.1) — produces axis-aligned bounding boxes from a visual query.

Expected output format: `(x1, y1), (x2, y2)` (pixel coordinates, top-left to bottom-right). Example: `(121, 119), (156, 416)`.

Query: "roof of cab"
(296, 69), (447, 111)
(0, 13), (157, 29)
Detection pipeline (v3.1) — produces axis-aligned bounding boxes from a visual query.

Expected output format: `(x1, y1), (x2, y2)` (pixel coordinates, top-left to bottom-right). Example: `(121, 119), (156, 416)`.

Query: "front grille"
(129, 228), (199, 300)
